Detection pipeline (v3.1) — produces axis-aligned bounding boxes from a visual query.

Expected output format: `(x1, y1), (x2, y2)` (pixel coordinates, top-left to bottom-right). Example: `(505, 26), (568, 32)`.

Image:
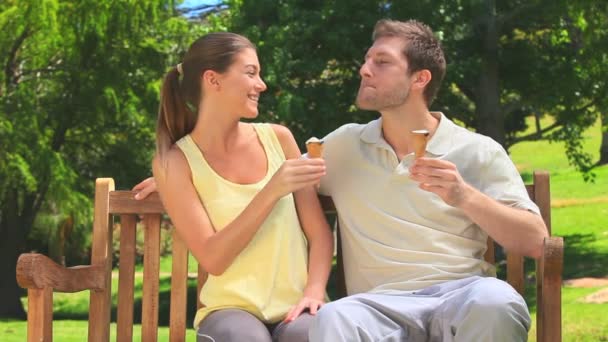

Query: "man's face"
(356, 36), (413, 111)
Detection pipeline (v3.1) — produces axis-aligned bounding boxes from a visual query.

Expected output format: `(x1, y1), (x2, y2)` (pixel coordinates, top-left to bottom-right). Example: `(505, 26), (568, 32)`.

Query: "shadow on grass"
(561, 233), (608, 279)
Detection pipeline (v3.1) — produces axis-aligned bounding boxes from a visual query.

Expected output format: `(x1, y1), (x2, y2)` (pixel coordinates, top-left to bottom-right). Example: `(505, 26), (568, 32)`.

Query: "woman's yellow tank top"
(175, 123), (309, 328)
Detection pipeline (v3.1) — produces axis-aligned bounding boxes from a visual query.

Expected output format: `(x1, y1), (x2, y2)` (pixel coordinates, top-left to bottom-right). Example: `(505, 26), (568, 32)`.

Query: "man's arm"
(409, 158), (548, 259)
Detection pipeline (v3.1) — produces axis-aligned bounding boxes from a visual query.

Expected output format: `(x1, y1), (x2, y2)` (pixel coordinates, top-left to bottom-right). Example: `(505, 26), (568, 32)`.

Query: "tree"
(388, 0), (608, 178)
(0, 0), (208, 318)
(226, 0), (607, 176)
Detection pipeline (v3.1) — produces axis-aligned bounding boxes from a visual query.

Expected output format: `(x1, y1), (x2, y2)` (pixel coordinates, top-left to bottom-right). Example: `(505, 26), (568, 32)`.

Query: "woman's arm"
(272, 125), (334, 322)
(153, 146), (326, 276)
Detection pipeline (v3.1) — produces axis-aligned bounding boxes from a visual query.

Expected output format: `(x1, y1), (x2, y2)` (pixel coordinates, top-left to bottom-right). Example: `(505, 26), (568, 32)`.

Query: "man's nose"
(359, 60), (372, 78)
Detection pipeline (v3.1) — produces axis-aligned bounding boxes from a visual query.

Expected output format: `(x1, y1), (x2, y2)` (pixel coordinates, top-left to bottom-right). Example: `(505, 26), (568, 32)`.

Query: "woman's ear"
(202, 70), (221, 91)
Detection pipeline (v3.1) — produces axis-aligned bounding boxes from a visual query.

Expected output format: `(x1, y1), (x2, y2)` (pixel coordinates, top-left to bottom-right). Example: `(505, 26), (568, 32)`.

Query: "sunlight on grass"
(511, 116), (602, 168)
(509, 116), (608, 341)
(0, 319), (197, 342)
(553, 203), (608, 251)
(528, 286), (608, 342)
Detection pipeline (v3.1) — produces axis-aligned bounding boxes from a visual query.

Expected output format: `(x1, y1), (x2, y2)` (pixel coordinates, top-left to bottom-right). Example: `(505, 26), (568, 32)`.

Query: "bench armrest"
(16, 253), (105, 292)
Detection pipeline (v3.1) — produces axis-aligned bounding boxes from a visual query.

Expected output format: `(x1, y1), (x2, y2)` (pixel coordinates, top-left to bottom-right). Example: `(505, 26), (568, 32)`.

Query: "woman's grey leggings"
(197, 309), (313, 342)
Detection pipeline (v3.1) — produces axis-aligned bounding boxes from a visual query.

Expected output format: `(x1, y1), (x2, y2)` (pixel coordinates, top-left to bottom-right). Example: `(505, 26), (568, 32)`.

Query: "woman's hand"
(133, 177), (157, 200)
(283, 295), (325, 323)
(266, 158), (326, 200)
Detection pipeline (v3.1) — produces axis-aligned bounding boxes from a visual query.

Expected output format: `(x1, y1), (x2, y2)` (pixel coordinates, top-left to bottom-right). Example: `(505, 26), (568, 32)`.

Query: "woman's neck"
(190, 109), (247, 155)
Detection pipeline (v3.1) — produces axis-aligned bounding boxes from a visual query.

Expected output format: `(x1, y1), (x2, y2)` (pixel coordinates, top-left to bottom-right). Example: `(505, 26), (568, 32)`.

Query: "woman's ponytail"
(156, 65), (197, 163)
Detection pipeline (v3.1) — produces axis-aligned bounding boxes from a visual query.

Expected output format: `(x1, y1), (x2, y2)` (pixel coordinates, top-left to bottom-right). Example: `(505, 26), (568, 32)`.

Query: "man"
(134, 19), (548, 341)
(307, 19), (548, 341)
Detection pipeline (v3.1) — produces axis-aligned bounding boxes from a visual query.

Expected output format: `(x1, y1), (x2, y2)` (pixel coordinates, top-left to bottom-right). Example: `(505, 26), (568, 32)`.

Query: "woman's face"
(216, 48), (267, 119)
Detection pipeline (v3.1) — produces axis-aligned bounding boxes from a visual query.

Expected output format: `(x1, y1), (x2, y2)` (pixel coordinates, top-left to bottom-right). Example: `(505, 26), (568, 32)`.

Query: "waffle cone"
(306, 142), (324, 158)
(412, 130), (429, 158)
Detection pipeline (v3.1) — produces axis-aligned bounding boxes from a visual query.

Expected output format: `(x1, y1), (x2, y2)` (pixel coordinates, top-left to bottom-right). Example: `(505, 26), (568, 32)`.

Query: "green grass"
(510, 116), (602, 172)
(0, 319), (197, 342)
(509, 116), (608, 341)
(552, 203), (608, 279)
(3, 115), (607, 341)
(528, 287), (608, 342)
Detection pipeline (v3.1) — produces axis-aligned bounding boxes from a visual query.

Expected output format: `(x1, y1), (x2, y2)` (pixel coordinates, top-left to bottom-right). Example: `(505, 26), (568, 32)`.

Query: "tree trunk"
(0, 202), (28, 319)
(0, 189), (42, 319)
(0, 234), (27, 319)
(475, 0), (505, 148)
(599, 112), (608, 165)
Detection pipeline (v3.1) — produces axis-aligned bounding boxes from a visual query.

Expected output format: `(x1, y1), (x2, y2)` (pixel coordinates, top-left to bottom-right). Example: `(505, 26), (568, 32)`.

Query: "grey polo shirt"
(318, 112), (539, 295)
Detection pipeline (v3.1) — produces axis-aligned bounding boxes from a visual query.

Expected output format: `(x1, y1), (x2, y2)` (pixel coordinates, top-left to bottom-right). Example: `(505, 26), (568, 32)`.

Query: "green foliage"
(223, 0), (608, 175)
(0, 0), (220, 317)
(0, 0), (209, 255)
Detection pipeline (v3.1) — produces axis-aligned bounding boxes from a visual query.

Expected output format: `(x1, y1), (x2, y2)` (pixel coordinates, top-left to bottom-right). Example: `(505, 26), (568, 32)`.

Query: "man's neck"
(379, 103), (439, 160)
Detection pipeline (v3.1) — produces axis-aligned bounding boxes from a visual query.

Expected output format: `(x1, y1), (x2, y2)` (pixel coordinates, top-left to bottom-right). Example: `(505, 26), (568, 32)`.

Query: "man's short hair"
(373, 19), (446, 106)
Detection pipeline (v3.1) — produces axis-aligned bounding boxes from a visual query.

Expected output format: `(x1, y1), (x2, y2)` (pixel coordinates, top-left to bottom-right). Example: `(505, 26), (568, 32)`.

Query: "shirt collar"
(426, 112), (453, 156)
(359, 117), (383, 144)
(359, 112), (454, 156)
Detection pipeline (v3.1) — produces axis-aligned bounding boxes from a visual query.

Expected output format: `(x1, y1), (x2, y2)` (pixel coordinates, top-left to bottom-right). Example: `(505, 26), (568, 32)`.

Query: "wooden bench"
(16, 171), (563, 342)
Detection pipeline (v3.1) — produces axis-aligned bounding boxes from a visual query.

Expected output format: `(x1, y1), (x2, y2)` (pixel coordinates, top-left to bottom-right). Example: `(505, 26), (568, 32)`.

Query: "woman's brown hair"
(156, 32), (255, 161)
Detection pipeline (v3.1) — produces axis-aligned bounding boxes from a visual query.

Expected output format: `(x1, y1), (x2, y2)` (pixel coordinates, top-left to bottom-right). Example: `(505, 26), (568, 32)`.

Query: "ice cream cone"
(306, 137), (324, 158)
(411, 130), (430, 158)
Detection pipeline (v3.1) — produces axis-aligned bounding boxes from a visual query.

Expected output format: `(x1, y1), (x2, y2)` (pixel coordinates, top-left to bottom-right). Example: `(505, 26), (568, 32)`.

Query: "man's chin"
(355, 99), (377, 111)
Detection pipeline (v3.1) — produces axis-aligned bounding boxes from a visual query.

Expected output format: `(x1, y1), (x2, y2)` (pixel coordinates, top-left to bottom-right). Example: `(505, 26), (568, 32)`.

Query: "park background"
(1, 0), (607, 340)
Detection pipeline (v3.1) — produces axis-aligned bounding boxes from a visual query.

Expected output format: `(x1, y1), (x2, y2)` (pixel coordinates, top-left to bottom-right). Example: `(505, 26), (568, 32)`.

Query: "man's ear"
(412, 69), (432, 90)
(202, 70), (221, 90)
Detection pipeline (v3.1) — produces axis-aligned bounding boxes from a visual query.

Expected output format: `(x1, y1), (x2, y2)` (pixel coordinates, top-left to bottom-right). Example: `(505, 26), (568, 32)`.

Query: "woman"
(151, 32), (333, 341)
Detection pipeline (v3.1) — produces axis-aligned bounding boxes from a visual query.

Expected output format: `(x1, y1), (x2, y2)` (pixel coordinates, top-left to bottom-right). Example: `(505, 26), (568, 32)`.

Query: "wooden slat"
(117, 215), (137, 342)
(169, 230), (189, 342)
(110, 191), (335, 215)
(141, 214), (161, 342)
(319, 196), (347, 298)
(197, 265), (208, 310)
(27, 287), (52, 342)
(506, 252), (525, 295)
(525, 184), (534, 199)
(536, 249), (545, 342)
(533, 171), (551, 234)
(484, 238), (495, 264)
(16, 253), (104, 292)
(89, 178), (114, 342)
(109, 191), (164, 214)
(334, 221), (347, 298)
(537, 236), (563, 342)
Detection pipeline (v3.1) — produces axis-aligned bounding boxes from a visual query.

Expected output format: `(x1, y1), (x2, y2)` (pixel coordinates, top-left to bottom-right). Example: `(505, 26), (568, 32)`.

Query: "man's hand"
(409, 158), (474, 207)
(133, 177), (157, 200)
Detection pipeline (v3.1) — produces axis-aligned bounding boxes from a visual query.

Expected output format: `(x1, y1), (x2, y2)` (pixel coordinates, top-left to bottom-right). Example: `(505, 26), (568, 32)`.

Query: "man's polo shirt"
(318, 112), (540, 295)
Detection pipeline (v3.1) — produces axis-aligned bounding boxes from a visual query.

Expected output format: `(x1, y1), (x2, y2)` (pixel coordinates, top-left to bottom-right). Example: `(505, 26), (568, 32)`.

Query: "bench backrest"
(89, 171), (550, 342)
